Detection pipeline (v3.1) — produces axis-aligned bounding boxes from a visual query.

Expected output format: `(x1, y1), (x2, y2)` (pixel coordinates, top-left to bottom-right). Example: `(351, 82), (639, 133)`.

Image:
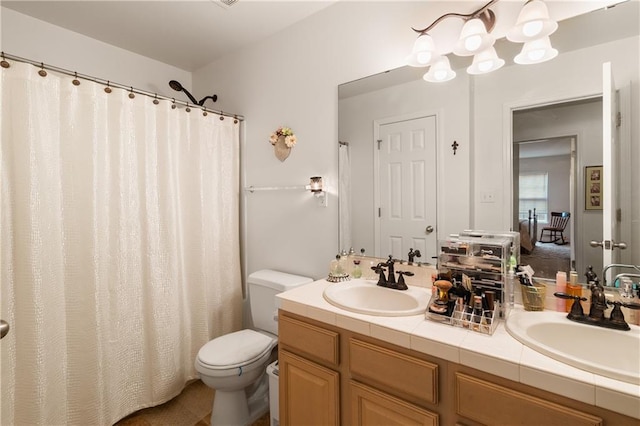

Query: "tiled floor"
(114, 380), (270, 426)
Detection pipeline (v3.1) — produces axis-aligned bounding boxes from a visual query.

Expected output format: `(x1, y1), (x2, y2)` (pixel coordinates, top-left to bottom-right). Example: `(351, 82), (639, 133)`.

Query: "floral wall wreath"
(269, 126), (297, 162)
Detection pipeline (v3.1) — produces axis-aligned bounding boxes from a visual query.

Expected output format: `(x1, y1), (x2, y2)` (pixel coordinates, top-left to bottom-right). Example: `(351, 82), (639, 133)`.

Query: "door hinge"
(616, 111), (622, 128)
(616, 208), (622, 222)
(377, 139), (382, 150)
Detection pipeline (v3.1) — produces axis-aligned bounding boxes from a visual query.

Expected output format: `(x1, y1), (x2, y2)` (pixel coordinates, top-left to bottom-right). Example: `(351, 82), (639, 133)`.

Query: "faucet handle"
(554, 292), (587, 320)
(395, 271), (414, 290)
(606, 300), (634, 330)
(372, 263), (387, 287)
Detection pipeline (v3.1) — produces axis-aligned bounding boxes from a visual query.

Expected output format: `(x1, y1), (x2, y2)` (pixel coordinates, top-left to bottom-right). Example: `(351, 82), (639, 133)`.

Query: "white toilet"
(195, 269), (313, 426)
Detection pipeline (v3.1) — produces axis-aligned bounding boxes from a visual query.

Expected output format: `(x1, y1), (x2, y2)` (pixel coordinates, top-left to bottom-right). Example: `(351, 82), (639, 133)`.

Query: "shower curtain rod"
(1, 52), (245, 121)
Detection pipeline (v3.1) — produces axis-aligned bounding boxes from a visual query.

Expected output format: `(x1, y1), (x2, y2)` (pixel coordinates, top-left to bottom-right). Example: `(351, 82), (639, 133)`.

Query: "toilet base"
(211, 373), (269, 426)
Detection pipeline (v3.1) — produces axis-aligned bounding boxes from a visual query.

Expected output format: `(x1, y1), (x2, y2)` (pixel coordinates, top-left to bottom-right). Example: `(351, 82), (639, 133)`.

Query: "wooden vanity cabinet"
(278, 310), (638, 426)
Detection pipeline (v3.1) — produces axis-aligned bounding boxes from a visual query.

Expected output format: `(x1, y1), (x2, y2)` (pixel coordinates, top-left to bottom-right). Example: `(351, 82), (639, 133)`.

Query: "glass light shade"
(423, 56), (456, 83)
(309, 176), (323, 192)
(514, 36), (558, 64)
(406, 34), (437, 67)
(507, 0), (558, 43)
(467, 47), (505, 75)
(453, 18), (495, 56)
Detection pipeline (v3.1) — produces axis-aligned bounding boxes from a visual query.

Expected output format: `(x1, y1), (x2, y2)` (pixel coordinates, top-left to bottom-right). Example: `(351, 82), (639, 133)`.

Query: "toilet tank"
(248, 269), (313, 336)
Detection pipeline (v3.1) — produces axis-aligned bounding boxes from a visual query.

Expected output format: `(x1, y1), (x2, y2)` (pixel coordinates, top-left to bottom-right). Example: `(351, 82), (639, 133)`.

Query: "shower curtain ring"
(104, 81), (112, 94)
(38, 62), (47, 77)
(0, 52), (10, 68)
(219, 113), (225, 121)
(128, 87), (135, 99)
(202, 108), (208, 117)
(72, 72), (80, 86)
(153, 94), (159, 105)
(185, 103), (191, 113)
(233, 115), (238, 124)
(171, 98), (177, 109)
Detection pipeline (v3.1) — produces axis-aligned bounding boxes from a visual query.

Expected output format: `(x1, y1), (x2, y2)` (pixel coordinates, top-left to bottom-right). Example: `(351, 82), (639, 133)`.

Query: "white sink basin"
(506, 309), (640, 385)
(323, 280), (429, 316)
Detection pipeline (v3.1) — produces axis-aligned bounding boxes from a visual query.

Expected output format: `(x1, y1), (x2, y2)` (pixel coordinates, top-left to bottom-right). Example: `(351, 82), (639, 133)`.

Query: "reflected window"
(519, 172), (548, 222)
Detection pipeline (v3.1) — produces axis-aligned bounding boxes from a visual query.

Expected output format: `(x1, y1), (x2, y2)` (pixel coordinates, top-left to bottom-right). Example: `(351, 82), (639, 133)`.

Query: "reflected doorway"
(516, 137), (573, 279)
(512, 97), (604, 280)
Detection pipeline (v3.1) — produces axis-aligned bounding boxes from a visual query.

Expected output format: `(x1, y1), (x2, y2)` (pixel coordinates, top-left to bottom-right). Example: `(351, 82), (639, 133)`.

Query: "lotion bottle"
(504, 265), (516, 317)
(567, 270), (581, 312)
(556, 271), (567, 312)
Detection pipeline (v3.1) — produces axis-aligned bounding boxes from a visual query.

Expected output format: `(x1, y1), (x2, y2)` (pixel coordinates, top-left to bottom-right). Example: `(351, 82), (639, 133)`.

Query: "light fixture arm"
(412, 0), (499, 34)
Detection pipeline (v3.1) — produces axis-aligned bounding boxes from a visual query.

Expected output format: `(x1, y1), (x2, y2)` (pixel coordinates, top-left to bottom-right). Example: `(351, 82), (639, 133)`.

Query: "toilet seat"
(196, 329), (276, 377)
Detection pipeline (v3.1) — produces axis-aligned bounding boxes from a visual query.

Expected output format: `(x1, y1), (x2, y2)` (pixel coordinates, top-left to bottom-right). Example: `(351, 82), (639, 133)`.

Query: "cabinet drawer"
(349, 338), (438, 405)
(350, 381), (438, 426)
(456, 373), (603, 426)
(279, 314), (339, 366)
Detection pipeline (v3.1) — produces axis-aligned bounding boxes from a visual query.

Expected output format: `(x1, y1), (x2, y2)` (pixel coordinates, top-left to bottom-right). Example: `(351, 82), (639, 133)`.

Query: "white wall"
(1, 7), (191, 97)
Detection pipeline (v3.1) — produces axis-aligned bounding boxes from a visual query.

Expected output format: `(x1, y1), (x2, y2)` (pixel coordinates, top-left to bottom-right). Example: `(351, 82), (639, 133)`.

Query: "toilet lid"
(197, 329), (275, 369)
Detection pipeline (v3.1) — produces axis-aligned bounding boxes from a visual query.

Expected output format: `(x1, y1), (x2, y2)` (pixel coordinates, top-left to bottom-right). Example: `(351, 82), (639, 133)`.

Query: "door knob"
(590, 240), (627, 249)
(425, 225), (434, 234)
(0, 320), (9, 339)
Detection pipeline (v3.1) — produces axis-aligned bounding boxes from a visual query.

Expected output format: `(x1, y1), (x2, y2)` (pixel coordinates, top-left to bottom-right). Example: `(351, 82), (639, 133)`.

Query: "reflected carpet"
(521, 242), (571, 280)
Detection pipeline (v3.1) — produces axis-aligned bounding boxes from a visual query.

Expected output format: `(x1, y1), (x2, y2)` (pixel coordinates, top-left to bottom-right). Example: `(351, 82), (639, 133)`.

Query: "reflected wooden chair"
(539, 212), (570, 245)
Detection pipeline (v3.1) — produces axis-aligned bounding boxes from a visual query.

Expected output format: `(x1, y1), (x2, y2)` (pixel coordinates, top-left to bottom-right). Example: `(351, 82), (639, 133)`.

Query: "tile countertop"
(276, 278), (640, 420)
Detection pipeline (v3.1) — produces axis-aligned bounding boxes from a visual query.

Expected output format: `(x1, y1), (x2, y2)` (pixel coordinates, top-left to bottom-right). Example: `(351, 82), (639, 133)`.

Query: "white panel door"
(377, 116), (437, 262)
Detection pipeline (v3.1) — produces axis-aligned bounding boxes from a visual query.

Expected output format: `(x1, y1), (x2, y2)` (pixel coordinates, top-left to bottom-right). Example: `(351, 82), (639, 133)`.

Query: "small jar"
(352, 259), (362, 278)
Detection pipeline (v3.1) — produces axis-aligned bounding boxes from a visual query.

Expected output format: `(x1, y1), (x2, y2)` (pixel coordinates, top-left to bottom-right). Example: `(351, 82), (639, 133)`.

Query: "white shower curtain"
(338, 143), (352, 252)
(0, 61), (243, 425)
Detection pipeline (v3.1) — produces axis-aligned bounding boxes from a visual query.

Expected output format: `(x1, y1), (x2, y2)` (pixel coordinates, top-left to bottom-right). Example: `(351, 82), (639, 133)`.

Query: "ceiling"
(1, 0), (338, 71)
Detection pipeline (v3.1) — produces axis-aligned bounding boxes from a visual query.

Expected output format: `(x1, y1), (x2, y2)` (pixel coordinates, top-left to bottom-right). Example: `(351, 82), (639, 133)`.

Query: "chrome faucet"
(601, 263), (640, 286)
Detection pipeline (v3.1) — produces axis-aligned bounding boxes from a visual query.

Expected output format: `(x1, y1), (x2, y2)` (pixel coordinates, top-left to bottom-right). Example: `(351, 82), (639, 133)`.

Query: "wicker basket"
(521, 283), (546, 311)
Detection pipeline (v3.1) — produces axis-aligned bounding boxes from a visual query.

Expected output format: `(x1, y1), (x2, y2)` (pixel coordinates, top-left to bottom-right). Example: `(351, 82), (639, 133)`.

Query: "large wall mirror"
(338, 1), (638, 279)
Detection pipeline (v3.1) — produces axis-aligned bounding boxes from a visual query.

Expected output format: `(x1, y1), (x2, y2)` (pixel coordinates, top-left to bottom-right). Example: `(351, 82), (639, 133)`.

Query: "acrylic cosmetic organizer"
(426, 235), (513, 335)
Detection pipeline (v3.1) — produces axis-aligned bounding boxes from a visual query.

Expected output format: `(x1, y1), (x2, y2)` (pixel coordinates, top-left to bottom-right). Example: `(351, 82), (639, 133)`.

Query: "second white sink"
(323, 280), (429, 316)
(506, 308), (640, 385)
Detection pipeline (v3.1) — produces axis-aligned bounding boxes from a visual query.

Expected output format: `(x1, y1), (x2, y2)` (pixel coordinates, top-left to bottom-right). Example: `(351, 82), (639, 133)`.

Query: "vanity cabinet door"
(279, 349), (340, 426)
(350, 381), (439, 426)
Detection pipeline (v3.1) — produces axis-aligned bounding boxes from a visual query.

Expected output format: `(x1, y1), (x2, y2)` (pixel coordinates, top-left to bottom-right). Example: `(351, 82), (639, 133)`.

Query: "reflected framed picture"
(585, 165), (603, 210)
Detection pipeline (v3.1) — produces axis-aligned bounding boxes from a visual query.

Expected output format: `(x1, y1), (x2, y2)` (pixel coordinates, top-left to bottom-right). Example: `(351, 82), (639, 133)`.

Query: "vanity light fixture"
(409, 0), (559, 82)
